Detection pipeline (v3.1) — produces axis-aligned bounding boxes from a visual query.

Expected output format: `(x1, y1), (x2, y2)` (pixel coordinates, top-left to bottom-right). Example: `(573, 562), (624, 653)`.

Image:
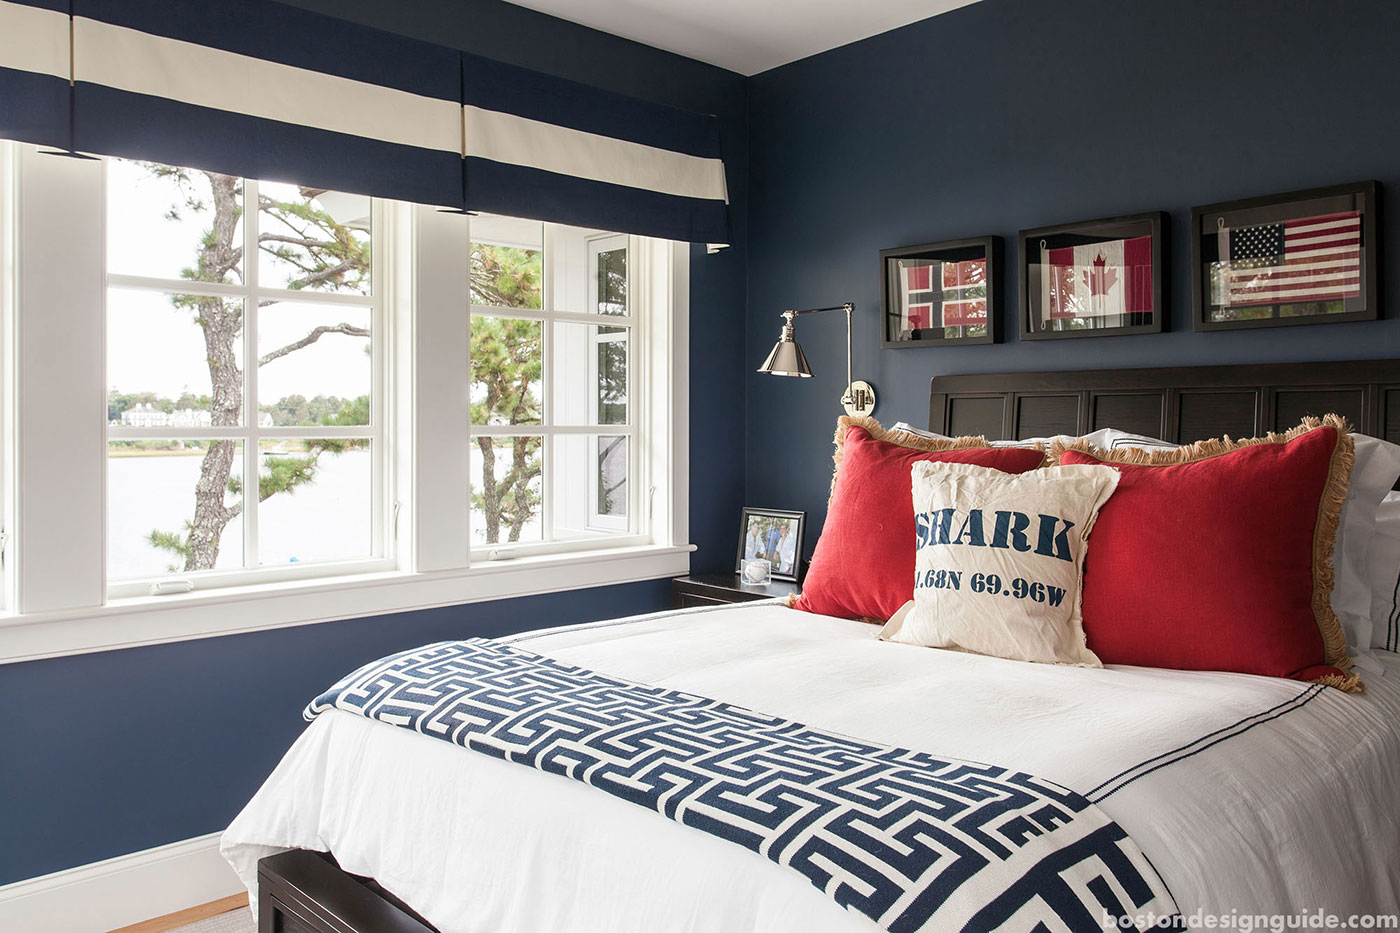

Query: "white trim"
(0, 1), (69, 82)
(0, 543), (692, 664)
(0, 832), (244, 933)
(73, 15), (462, 154)
(104, 556), (398, 601)
(663, 242), (690, 549)
(410, 204), (473, 573)
(0, 141), (17, 610)
(15, 144), (107, 614)
(464, 105), (729, 202)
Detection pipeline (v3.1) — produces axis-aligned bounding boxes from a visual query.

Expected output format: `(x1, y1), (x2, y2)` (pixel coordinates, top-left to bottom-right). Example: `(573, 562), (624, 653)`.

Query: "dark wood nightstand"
(671, 572), (799, 609)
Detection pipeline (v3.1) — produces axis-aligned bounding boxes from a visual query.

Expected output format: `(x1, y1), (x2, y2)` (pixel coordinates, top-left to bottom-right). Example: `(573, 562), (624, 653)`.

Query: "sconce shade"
(758, 337), (811, 377)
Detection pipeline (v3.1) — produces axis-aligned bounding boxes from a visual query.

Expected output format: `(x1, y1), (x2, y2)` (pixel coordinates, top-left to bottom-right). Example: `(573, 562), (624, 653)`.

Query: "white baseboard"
(0, 832), (246, 933)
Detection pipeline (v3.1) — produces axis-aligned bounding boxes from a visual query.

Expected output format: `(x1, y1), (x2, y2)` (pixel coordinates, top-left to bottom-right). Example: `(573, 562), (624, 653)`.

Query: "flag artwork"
(898, 259), (987, 332)
(1214, 211), (1361, 309)
(1039, 236), (1153, 322)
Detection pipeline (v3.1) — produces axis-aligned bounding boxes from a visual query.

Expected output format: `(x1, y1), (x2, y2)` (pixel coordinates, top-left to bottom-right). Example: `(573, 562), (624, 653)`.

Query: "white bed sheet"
(223, 602), (1400, 931)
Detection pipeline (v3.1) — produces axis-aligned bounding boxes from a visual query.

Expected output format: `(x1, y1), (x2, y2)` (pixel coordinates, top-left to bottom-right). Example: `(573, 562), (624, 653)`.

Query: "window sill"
(0, 544), (695, 664)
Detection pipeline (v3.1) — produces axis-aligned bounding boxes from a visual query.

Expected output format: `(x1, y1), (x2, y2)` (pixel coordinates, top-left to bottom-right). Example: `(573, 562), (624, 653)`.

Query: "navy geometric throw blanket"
(306, 639), (1178, 932)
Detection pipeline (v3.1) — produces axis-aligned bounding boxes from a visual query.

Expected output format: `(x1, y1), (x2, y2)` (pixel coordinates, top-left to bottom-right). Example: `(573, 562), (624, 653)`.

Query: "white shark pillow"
(880, 460), (1120, 667)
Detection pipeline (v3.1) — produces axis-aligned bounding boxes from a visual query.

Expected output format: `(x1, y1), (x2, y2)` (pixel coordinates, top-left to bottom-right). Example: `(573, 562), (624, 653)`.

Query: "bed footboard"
(257, 849), (439, 933)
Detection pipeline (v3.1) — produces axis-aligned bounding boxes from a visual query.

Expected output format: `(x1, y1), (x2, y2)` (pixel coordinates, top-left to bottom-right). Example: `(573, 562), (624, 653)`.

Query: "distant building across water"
(115, 404), (273, 428)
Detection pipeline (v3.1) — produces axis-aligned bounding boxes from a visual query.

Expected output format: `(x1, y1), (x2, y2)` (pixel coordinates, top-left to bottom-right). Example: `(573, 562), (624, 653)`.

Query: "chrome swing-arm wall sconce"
(757, 302), (877, 418)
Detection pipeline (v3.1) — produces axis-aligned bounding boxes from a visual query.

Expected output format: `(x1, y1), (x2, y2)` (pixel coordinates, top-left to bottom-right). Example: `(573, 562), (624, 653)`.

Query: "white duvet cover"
(223, 602), (1400, 931)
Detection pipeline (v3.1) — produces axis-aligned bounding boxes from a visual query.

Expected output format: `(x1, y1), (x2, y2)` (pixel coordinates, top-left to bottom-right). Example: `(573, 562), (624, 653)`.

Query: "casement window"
(0, 141), (689, 661)
(468, 217), (645, 557)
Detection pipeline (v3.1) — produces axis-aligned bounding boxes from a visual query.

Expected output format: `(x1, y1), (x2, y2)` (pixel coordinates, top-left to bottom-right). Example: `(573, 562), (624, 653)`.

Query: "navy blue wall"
(0, 0), (747, 886)
(745, 0), (1400, 551)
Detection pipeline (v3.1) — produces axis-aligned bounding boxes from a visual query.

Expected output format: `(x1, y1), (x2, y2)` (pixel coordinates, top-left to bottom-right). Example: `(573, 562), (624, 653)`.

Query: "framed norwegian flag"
(1191, 181), (1380, 331)
(880, 236), (1002, 348)
(1019, 212), (1166, 340)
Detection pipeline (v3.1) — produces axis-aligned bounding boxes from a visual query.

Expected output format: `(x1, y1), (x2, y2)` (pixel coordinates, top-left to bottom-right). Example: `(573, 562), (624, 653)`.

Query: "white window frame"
(0, 142), (690, 665)
(104, 176), (394, 598)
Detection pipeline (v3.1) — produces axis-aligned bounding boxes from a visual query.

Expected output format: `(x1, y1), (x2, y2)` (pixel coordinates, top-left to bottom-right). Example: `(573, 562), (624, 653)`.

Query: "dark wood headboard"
(928, 358), (1400, 446)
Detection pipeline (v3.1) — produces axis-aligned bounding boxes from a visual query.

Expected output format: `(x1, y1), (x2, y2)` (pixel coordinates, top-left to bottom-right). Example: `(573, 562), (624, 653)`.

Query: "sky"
(105, 159), (373, 406)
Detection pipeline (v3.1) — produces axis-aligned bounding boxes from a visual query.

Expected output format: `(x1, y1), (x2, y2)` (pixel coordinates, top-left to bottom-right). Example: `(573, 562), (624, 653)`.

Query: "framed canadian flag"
(879, 236), (1002, 348)
(1018, 212), (1167, 340)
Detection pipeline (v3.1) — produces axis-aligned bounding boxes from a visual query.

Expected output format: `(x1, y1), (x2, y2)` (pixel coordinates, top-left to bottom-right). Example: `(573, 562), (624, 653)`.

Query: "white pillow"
(1369, 491), (1400, 652)
(890, 422), (1073, 449)
(891, 423), (1175, 451)
(879, 460), (1119, 667)
(1335, 438), (1400, 657)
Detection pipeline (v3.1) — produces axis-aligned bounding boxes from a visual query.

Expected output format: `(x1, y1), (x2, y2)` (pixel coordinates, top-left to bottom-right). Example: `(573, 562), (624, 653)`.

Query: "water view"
(108, 449), (372, 580)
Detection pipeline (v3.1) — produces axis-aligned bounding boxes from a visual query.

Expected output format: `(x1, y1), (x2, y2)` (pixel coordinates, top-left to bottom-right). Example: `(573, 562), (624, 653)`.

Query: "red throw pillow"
(1057, 416), (1359, 690)
(793, 418), (1045, 622)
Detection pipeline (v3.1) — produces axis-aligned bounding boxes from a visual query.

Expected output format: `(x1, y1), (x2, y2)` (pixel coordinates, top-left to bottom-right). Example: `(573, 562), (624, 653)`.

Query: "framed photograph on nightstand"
(735, 507), (805, 582)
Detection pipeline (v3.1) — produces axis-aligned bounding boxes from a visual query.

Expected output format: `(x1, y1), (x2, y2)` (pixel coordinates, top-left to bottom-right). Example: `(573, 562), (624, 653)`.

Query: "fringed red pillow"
(1055, 416), (1360, 691)
(792, 417), (1046, 623)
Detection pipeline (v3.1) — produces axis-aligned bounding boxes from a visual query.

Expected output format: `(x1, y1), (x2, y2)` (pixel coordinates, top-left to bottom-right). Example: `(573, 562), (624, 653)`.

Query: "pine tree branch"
(259, 323), (370, 366)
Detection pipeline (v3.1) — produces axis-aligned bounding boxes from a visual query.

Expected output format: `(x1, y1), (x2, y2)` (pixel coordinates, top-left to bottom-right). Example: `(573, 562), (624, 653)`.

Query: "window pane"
(257, 182), (372, 296)
(596, 435), (628, 518)
(258, 300), (371, 426)
(257, 438), (372, 564)
(471, 436), (543, 546)
(594, 242), (627, 316)
(552, 323), (627, 426)
(551, 435), (628, 537)
(107, 289), (243, 427)
(470, 215), (543, 310)
(107, 158), (244, 284)
(470, 315), (542, 426)
(108, 440), (244, 580)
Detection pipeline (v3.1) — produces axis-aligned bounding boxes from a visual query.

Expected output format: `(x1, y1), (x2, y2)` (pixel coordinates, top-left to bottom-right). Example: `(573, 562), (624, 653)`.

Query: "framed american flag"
(879, 236), (1002, 348)
(1018, 212), (1166, 340)
(1191, 181), (1380, 331)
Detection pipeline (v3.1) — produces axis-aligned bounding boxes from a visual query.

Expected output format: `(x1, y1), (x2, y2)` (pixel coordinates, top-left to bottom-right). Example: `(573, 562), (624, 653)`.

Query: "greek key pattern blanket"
(306, 639), (1177, 932)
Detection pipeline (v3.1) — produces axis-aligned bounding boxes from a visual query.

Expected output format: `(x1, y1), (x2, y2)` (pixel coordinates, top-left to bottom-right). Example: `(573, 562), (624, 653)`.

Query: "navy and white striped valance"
(0, 1), (72, 152)
(461, 53), (729, 243)
(0, 0), (730, 243)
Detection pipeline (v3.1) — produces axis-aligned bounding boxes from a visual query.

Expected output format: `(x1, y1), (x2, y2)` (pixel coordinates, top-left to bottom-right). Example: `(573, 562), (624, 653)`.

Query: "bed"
(222, 360), (1400, 932)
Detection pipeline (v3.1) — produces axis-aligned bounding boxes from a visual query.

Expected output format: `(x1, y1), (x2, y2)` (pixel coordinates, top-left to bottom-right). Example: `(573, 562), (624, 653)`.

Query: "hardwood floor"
(108, 893), (248, 933)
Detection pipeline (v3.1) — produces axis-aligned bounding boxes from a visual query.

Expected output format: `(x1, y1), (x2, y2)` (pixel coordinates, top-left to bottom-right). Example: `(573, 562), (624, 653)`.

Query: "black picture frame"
(1190, 181), (1380, 332)
(1018, 212), (1167, 340)
(879, 236), (1002, 348)
(734, 507), (805, 582)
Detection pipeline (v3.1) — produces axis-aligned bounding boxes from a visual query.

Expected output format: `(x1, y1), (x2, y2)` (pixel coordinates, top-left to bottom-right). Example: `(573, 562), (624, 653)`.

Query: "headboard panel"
(928, 358), (1400, 446)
